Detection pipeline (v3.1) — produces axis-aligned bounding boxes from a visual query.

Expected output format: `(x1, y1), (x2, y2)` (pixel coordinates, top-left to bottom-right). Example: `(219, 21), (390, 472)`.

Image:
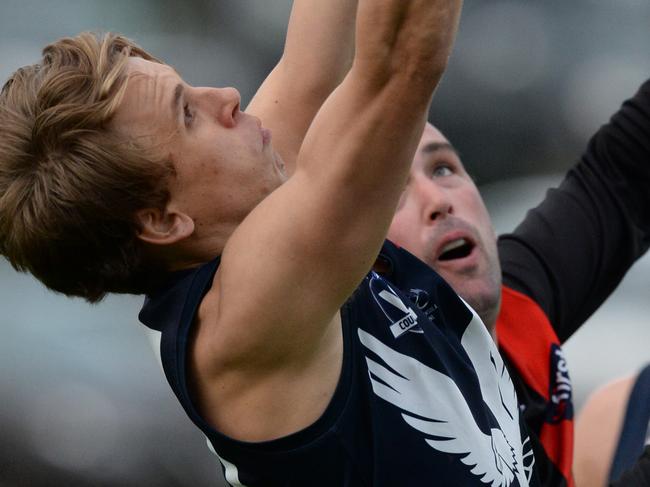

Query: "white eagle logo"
(359, 306), (532, 486)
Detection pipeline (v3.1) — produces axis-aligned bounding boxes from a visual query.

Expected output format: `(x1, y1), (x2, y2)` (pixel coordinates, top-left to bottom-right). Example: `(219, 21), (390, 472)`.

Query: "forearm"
(306, 0), (463, 186)
(280, 0), (357, 98)
(293, 0), (464, 257)
(499, 78), (650, 342)
(353, 0), (461, 98)
(247, 0), (358, 174)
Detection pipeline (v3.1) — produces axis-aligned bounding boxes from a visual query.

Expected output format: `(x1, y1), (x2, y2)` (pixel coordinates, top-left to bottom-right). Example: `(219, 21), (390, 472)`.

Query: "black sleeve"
(610, 446), (650, 487)
(498, 79), (650, 343)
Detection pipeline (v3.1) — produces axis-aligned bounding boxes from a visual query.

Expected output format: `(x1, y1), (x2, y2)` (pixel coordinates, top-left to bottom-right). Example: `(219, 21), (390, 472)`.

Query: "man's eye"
(183, 103), (194, 126)
(432, 165), (453, 177)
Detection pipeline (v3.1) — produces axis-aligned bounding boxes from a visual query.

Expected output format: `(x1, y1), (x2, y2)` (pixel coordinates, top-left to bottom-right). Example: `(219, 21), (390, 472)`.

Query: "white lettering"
(389, 308), (419, 338)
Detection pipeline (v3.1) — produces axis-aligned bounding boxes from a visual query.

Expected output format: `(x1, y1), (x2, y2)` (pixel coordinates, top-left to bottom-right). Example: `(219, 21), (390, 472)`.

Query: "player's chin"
(441, 271), (500, 308)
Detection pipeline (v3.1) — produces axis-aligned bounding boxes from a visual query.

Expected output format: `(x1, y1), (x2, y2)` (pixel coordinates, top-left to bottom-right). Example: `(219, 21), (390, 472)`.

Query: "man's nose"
(204, 86), (241, 128)
(414, 176), (453, 223)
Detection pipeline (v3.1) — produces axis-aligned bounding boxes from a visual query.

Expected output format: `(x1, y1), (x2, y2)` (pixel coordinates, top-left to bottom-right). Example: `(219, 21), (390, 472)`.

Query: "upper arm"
(499, 79), (650, 342)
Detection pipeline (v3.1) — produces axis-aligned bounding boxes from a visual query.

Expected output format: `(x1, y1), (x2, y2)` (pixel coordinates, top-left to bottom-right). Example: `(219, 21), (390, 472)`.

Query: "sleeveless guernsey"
(609, 364), (650, 482)
(140, 241), (539, 486)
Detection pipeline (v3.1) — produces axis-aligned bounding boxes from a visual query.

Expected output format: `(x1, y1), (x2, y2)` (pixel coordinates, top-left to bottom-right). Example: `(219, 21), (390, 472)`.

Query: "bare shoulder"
(574, 375), (636, 487)
(186, 287), (344, 442)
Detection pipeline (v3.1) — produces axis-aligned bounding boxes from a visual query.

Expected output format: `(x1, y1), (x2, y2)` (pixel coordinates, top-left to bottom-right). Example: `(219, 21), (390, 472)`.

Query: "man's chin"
(442, 275), (501, 327)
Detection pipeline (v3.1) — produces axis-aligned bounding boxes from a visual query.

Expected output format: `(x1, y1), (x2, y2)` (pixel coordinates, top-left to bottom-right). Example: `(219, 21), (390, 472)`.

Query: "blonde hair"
(0, 32), (175, 301)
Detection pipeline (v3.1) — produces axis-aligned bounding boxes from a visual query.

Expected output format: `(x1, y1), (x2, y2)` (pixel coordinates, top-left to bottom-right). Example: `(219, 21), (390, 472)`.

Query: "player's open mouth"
(437, 238), (474, 261)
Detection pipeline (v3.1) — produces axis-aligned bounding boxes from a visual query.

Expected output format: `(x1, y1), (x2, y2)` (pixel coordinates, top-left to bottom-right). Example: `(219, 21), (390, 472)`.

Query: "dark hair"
(0, 32), (175, 302)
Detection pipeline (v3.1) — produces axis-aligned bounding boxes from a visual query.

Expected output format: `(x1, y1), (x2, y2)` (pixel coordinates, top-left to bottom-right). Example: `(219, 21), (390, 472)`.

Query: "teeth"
(441, 238), (466, 254)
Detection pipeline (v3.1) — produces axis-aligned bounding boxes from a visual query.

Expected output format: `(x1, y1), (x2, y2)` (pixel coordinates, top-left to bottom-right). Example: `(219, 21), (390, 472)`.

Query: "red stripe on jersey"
(496, 285), (574, 487)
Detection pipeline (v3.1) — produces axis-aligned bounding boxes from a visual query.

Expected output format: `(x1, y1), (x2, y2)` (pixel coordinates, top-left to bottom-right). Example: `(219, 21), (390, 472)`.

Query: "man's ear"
(135, 207), (195, 245)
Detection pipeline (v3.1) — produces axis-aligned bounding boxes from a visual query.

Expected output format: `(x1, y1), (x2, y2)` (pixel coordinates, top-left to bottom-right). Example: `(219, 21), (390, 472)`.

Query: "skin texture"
(110, 58), (287, 268)
(387, 123), (502, 331)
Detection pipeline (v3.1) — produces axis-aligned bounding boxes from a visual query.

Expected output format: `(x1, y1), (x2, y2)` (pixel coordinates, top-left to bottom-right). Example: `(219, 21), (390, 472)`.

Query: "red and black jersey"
(497, 286), (573, 487)
(496, 78), (650, 487)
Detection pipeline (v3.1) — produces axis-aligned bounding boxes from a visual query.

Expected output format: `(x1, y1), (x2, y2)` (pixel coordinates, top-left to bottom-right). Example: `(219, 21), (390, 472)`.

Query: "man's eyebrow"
(421, 141), (458, 154)
(171, 82), (183, 124)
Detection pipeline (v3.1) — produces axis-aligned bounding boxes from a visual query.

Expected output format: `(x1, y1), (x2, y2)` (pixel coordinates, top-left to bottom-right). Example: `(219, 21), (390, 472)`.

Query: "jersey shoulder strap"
(610, 363), (650, 481)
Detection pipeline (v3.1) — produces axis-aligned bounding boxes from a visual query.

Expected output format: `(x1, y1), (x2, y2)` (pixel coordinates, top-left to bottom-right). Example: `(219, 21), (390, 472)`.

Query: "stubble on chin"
(435, 256), (500, 323)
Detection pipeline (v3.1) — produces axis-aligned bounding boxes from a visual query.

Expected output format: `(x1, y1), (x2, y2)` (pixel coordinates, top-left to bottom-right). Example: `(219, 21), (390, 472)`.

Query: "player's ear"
(135, 207), (195, 245)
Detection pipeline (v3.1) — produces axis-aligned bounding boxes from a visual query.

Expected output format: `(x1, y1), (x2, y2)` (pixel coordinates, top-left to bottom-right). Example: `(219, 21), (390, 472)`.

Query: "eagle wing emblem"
(359, 325), (528, 486)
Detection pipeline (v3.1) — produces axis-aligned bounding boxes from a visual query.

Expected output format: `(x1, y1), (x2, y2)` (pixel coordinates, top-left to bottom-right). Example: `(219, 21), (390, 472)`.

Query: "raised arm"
(195, 0), (462, 440)
(246, 0), (358, 174)
(499, 78), (650, 342)
(220, 0), (462, 351)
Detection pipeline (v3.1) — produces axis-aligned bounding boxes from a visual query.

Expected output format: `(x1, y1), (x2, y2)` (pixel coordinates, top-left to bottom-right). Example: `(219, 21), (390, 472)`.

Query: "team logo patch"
(407, 288), (439, 325)
(368, 272), (420, 338)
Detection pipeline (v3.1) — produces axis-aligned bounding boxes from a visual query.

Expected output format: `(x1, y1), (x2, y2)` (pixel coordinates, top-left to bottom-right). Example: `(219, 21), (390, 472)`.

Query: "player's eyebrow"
(171, 82), (183, 124)
(421, 141), (457, 155)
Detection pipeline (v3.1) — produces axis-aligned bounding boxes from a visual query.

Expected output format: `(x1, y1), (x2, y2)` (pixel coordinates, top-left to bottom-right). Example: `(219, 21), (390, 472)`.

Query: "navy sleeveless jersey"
(609, 364), (650, 482)
(140, 241), (540, 486)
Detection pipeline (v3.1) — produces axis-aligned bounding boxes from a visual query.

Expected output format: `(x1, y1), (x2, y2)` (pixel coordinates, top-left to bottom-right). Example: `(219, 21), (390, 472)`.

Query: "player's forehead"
(111, 57), (180, 136)
(417, 123), (450, 152)
(413, 123), (461, 168)
(122, 57), (181, 104)
(125, 56), (177, 79)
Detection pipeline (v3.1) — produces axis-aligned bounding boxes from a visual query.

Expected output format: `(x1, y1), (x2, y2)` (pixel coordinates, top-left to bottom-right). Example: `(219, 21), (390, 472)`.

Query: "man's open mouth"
(438, 238), (474, 261)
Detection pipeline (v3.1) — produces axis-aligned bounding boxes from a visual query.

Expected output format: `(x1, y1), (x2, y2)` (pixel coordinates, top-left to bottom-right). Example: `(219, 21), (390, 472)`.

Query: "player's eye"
(183, 103), (194, 127)
(432, 165), (453, 178)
